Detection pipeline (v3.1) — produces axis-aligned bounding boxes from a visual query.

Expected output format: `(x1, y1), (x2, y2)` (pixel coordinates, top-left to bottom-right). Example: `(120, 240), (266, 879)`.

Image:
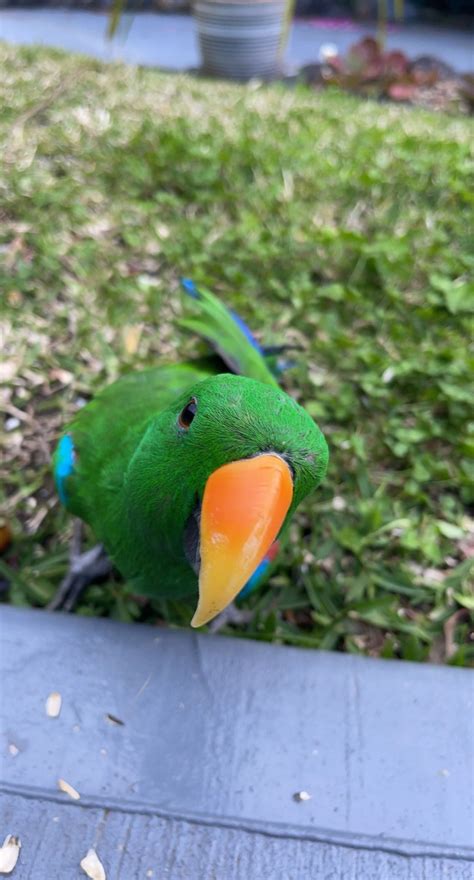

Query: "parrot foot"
(48, 524), (113, 612)
(208, 603), (253, 634)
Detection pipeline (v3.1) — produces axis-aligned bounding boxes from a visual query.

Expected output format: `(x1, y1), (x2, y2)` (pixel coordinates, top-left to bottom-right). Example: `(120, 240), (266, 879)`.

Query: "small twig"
(8, 75), (75, 135)
(444, 608), (469, 659)
(1, 403), (52, 460)
(4, 74), (77, 165)
(70, 520), (83, 563)
(1, 402), (35, 424)
(26, 497), (57, 533)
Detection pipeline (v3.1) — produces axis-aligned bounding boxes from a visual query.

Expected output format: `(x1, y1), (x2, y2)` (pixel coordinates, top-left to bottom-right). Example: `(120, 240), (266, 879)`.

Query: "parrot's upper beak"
(191, 454), (293, 628)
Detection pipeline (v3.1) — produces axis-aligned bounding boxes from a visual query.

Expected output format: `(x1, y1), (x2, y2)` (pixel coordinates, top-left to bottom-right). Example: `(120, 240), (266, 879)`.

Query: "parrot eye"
(178, 398), (197, 430)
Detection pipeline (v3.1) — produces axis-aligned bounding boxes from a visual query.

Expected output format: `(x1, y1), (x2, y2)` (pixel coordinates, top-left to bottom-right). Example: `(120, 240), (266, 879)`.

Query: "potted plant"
(108, 0), (295, 82)
(193, 0), (295, 81)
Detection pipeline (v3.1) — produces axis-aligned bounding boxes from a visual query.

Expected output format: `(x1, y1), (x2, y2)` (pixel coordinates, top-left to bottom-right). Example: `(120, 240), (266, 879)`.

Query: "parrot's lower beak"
(191, 454), (293, 628)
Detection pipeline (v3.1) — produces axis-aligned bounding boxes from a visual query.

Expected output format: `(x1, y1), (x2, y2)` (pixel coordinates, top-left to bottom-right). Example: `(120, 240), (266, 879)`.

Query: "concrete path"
(1, 606), (474, 878)
(1, 9), (473, 72)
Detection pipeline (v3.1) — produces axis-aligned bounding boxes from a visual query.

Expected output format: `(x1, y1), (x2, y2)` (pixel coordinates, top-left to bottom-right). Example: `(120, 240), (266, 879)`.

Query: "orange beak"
(191, 454), (293, 628)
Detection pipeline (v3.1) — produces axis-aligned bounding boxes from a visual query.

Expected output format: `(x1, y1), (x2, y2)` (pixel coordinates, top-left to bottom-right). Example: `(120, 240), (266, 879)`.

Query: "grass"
(1, 43), (473, 664)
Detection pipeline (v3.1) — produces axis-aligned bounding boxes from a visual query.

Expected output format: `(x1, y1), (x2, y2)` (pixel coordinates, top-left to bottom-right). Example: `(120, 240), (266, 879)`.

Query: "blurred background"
(0, 0), (472, 664)
(1, 0), (473, 22)
(0, 0), (473, 74)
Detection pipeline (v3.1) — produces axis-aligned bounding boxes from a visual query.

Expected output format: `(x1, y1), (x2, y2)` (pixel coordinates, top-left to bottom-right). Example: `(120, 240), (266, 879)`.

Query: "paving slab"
(1, 605), (473, 878)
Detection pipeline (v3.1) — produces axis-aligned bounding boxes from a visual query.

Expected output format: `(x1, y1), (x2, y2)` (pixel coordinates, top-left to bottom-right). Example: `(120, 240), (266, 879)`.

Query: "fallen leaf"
(0, 523), (12, 554)
(57, 778), (80, 800)
(80, 848), (106, 880)
(46, 692), (62, 718)
(122, 324), (143, 356)
(388, 82), (416, 102)
(444, 608), (469, 659)
(0, 361), (19, 383)
(6, 290), (22, 308)
(459, 533), (474, 560)
(0, 835), (21, 874)
(49, 368), (74, 385)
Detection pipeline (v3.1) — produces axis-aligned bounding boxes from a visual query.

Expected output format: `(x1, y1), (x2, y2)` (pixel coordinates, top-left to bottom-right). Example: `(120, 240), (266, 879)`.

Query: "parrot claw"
(207, 602), (254, 634)
(48, 522), (113, 612)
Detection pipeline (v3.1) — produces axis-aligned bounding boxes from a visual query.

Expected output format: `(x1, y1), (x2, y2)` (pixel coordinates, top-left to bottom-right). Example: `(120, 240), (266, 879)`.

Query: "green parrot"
(52, 281), (328, 626)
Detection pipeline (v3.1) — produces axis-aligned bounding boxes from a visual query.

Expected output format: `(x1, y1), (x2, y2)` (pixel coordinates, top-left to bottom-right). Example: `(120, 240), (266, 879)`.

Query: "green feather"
(179, 283), (278, 386)
(53, 289), (328, 603)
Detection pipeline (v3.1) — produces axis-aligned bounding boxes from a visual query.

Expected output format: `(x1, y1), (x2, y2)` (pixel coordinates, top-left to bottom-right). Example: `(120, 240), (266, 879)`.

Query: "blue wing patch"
(54, 434), (75, 504)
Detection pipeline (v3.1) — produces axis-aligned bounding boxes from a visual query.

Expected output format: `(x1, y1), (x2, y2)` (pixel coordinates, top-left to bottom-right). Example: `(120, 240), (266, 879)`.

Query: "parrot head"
(126, 374), (328, 626)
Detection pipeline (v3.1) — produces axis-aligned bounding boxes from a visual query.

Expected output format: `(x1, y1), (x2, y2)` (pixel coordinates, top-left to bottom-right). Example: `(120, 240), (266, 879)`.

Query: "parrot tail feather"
(179, 278), (279, 386)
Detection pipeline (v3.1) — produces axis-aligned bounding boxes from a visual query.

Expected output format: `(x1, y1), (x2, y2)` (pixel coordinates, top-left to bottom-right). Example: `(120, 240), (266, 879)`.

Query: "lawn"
(1, 43), (473, 664)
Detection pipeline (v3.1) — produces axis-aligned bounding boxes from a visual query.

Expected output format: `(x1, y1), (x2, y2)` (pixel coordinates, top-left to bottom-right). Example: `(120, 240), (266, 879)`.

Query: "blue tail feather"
(181, 277), (263, 355)
(181, 277), (200, 299)
(229, 309), (263, 354)
(179, 277), (279, 386)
